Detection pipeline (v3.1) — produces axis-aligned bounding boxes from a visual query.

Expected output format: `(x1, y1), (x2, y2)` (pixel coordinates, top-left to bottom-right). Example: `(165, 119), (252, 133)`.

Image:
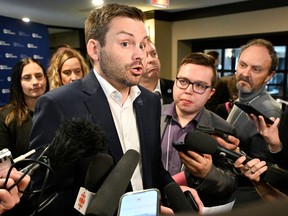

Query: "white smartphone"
(117, 188), (160, 216)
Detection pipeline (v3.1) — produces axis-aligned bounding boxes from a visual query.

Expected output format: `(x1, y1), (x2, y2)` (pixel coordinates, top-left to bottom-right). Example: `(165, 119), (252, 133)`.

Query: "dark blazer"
(160, 78), (174, 104)
(29, 71), (173, 215)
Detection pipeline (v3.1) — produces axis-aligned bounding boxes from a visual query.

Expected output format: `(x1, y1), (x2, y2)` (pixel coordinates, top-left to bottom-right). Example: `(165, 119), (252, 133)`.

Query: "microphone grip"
(217, 148), (252, 164)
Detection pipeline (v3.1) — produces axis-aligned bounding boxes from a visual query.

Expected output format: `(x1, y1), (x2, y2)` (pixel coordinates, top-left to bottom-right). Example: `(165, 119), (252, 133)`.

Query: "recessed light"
(22, 17), (30, 22)
(92, 0), (104, 6)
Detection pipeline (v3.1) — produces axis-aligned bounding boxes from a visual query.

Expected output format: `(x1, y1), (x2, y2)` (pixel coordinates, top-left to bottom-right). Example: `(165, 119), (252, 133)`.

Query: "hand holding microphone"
(184, 131), (252, 164)
(214, 134), (241, 154)
(184, 131), (288, 189)
(178, 150), (213, 179)
(234, 156), (268, 182)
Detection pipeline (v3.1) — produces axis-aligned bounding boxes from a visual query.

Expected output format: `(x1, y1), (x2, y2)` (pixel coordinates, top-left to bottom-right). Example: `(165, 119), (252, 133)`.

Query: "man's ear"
(208, 88), (216, 100)
(87, 39), (100, 61)
(264, 71), (275, 83)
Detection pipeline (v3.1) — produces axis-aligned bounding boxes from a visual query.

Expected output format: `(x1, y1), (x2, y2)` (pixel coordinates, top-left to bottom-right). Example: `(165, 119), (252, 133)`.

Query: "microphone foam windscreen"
(164, 182), (194, 213)
(85, 149), (140, 216)
(184, 131), (218, 155)
(85, 153), (114, 193)
(45, 119), (108, 168)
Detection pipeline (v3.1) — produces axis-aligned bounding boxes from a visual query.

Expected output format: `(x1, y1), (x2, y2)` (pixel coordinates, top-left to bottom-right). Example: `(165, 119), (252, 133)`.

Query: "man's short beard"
(236, 83), (252, 94)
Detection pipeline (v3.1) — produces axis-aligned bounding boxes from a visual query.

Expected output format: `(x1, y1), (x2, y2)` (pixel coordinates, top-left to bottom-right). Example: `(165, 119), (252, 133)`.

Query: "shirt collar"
(163, 102), (203, 123)
(153, 79), (161, 94)
(94, 69), (141, 104)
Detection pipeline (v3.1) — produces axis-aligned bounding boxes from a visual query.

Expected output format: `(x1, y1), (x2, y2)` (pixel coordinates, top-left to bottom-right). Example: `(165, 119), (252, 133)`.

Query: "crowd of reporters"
(0, 3), (288, 216)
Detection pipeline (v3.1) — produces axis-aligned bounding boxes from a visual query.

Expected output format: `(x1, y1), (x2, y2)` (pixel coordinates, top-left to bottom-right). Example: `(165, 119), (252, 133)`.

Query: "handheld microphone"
(184, 131), (288, 189)
(85, 153), (114, 193)
(27, 119), (109, 215)
(184, 131), (251, 164)
(21, 119), (108, 179)
(85, 149), (140, 216)
(44, 119), (108, 168)
(74, 153), (114, 214)
(164, 182), (195, 213)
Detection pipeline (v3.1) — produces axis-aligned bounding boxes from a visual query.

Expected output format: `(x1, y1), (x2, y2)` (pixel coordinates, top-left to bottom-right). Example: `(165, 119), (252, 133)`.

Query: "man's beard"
(236, 75), (253, 93)
(99, 49), (142, 87)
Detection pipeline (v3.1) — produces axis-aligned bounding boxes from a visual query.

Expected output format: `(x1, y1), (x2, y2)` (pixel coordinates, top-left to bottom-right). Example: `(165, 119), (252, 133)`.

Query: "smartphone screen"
(118, 189), (159, 216)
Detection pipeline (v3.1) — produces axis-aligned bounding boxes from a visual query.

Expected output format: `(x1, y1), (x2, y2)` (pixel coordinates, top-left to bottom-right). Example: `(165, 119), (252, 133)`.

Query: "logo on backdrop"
(0, 15), (50, 106)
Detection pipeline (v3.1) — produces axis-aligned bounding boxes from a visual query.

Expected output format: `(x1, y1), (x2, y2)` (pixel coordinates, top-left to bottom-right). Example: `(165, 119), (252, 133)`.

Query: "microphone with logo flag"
(85, 149), (140, 216)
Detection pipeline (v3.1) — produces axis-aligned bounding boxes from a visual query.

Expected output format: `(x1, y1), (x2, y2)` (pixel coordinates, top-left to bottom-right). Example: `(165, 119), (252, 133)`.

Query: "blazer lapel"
(160, 104), (170, 138)
(82, 72), (123, 162)
(134, 96), (145, 147)
(196, 108), (212, 128)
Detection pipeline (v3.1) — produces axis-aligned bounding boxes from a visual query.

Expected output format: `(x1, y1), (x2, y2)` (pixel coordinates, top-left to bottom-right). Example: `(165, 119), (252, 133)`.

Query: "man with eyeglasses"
(161, 52), (238, 207)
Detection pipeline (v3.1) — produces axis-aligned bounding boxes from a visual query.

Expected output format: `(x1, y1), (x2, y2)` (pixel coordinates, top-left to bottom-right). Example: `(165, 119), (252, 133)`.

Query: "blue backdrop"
(0, 15), (49, 106)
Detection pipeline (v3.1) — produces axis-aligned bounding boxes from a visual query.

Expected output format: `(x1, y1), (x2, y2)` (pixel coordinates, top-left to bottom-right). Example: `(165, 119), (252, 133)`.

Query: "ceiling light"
(22, 17), (30, 22)
(92, 0), (104, 6)
(149, 0), (170, 8)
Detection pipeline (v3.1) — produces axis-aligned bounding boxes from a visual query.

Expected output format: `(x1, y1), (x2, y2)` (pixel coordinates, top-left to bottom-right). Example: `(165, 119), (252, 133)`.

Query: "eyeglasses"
(175, 77), (213, 94)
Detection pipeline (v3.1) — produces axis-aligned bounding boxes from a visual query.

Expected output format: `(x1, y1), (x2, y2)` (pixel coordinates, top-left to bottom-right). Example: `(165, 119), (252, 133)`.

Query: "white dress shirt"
(94, 70), (143, 191)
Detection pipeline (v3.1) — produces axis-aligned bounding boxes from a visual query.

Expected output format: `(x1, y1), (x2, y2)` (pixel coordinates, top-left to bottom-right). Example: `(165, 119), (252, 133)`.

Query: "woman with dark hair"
(0, 58), (48, 157)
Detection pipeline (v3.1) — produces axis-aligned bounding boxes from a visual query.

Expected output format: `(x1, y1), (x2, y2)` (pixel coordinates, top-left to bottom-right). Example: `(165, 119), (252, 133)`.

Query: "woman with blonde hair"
(47, 48), (89, 90)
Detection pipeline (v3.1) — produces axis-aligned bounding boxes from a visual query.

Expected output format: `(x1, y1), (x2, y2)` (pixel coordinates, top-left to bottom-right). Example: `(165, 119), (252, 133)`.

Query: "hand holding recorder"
(250, 114), (282, 153)
(0, 168), (30, 214)
(234, 101), (274, 125)
(0, 148), (30, 214)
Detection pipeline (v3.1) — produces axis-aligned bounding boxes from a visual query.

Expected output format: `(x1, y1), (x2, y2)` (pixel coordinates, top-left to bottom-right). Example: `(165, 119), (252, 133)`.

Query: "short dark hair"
(239, 38), (279, 74)
(85, 3), (145, 46)
(207, 51), (219, 60)
(178, 52), (217, 87)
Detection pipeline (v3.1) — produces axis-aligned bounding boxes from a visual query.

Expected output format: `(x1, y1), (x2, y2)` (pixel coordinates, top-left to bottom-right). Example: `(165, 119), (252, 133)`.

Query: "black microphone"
(44, 119), (108, 168)
(164, 182), (195, 213)
(21, 119), (108, 177)
(85, 153), (114, 193)
(23, 119), (109, 186)
(26, 119), (109, 215)
(184, 131), (251, 164)
(74, 153), (114, 215)
(85, 149), (140, 216)
(184, 131), (288, 188)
